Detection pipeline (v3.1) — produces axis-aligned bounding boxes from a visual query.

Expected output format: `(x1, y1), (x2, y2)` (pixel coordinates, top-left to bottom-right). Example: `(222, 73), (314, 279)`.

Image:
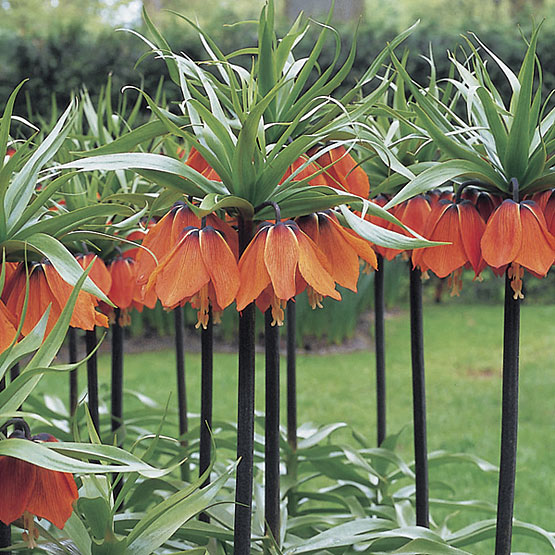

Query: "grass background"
(37, 302), (555, 553)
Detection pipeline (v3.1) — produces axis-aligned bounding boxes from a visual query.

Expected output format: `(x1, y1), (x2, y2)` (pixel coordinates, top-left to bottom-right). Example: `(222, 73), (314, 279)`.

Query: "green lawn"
(38, 302), (555, 553)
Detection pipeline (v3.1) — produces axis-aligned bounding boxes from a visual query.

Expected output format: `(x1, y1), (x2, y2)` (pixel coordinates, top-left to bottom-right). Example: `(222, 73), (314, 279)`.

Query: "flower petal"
(26, 465), (78, 529)
(199, 227), (239, 309)
(422, 204), (467, 278)
(236, 227), (271, 310)
(0, 456), (36, 525)
(515, 202), (555, 275)
(481, 200), (522, 268)
(316, 215), (360, 291)
(264, 222), (299, 301)
(153, 230), (211, 307)
(458, 201), (486, 276)
(295, 228), (341, 300)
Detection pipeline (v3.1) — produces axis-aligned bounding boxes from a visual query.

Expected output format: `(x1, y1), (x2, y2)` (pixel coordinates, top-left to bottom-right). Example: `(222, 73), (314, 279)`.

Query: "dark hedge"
(1, 17), (554, 123)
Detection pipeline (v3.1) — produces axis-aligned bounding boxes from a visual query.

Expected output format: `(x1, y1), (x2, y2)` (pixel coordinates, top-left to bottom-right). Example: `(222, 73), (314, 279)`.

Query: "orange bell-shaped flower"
(135, 204), (202, 286)
(0, 430), (78, 549)
(236, 220), (341, 325)
(135, 203), (238, 289)
(416, 200), (486, 280)
(481, 199), (555, 298)
(4, 262), (108, 337)
(296, 211), (377, 292)
(147, 226), (240, 328)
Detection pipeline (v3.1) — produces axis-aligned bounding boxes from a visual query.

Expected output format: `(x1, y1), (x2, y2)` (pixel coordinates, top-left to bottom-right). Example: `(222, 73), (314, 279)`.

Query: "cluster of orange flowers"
(0, 145), (375, 351)
(2, 147), (554, 348)
(368, 189), (555, 298)
(132, 147), (377, 327)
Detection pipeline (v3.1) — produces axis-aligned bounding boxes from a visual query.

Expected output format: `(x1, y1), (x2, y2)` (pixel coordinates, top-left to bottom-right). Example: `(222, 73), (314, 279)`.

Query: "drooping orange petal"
(0, 262), (18, 298)
(264, 223), (299, 301)
(207, 213), (239, 259)
(0, 301), (17, 353)
(44, 264), (102, 331)
(170, 204), (201, 244)
(280, 155), (329, 186)
(135, 211), (178, 285)
(255, 283), (274, 314)
(327, 214), (378, 269)
(294, 228), (341, 300)
(199, 227), (239, 309)
(108, 258), (137, 310)
(541, 191), (555, 235)
(458, 201), (486, 276)
(326, 146), (370, 198)
(315, 215), (360, 291)
(185, 147), (221, 180)
(0, 457), (36, 525)
(154, 230), (211, 308)
(134, 283), (157, 309)
(296, 213), (320, 244)
(6, 268), (57, 337)
(124, 230), (147, 261)
(515, 202), (555, 276)
(77, 254), (112, 295)
(422, 204), (467, 278)
(481, 200), (522, 269)
(402, 195), (432, 236)
(236, 227), (271, 311)
(26, 465), (78, 529)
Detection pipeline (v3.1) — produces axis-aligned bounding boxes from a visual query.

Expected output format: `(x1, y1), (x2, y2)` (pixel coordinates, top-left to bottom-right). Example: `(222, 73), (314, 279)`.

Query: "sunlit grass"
(39, 302), (554, 553)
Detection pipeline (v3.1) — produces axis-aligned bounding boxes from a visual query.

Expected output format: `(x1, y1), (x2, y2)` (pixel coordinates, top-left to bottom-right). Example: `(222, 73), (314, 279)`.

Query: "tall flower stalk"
(374, 254), (386, 446)
(385, 26), (554, 547)
(174, 306), (189, 482)
(264, 306), (280, 542)
(286, 299), (298, 514)
(234, 216), (256, 553)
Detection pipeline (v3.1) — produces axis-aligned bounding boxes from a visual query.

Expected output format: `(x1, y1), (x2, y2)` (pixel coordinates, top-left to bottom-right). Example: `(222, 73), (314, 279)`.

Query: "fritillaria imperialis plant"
(384, 26), (554, 553)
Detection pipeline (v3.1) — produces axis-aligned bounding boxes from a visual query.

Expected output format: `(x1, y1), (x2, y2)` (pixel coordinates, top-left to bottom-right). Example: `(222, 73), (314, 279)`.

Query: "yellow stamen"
(307, 287), (324, 310)
(448, 268), (463, 297)
(361, 260), (375, 275)
(270, 295), (286, 326)
(22, 511), (39, 549)
(508, 262), (524, 300)
(212, 310), (222, 325)
(194, 285), (210, 329)
(118, 308), (131, 327)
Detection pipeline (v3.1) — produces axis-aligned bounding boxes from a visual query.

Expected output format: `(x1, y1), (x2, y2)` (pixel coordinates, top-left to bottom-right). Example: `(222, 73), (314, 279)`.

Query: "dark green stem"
(111, 310), (124, 507)
(234, 216), (256, 554)
(286, 299), (298, 516)
(0, 522), (10, 554)
(495, 271), (521, 554)
(68, 327), (79, 416)
(375, 255), (386, 446)
(409, 266), (429, 527)
(199, 306), (213, 523)
(174, 306), (189, 482)
(265, 309), (280, 542)
(85, 328), (100, 434)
